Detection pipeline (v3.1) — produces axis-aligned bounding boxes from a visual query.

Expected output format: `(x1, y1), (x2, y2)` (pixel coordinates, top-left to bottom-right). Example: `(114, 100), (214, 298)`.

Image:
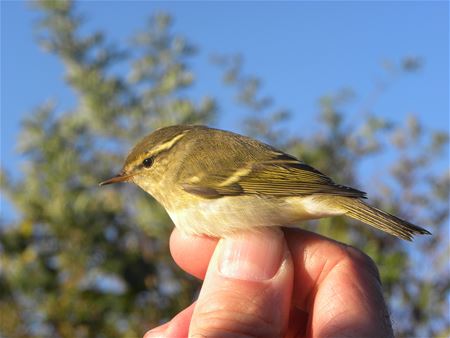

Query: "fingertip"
(143, 323), (168, 338)
(170, 228), (218, 279)
(190, 228), (294, 337)
(283, 228), (393, 337)
(143, 303), (196, 338)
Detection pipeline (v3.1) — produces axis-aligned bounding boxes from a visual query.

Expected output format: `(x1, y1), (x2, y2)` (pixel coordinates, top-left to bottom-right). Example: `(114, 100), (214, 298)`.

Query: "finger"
(285, 307), (309, 338)
(170, 227), (393, 336)
(189, 228), (294, 337)
(170, 228), (218, 280)
(143, 322), (169, 338)
(143, 303), (196, 338)
(284, 228), (393, 338)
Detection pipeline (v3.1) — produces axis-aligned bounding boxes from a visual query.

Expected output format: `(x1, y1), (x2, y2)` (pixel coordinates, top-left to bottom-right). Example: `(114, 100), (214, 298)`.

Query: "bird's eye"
(142, 157), (154, 168)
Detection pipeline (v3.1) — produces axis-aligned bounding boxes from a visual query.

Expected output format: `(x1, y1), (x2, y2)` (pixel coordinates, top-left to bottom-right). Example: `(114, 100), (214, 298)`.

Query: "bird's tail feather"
(338, 198), (431, 241)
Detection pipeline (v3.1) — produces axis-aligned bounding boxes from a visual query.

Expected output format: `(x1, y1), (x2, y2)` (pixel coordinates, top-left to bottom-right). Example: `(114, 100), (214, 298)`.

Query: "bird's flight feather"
(182, 152), (366, 199)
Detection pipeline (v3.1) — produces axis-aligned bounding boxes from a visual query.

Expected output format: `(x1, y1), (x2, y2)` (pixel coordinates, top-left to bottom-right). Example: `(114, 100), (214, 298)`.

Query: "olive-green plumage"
(100, 125), (431, 241)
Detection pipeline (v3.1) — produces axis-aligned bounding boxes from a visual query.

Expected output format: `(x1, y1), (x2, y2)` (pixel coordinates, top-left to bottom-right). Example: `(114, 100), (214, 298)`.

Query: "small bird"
(100, 125), (430, 241)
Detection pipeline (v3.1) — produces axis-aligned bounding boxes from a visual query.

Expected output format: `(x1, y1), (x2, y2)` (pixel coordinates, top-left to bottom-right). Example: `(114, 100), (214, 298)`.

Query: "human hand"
(144, 227), (394, 338)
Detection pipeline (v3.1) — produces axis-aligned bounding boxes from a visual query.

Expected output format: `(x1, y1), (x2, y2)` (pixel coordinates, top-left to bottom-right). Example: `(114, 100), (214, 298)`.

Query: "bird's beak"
(99, 172), (134, 186)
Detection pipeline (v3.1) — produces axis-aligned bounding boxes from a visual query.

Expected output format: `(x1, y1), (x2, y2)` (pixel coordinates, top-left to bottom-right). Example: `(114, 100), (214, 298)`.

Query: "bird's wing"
(181, 153), (366, 199)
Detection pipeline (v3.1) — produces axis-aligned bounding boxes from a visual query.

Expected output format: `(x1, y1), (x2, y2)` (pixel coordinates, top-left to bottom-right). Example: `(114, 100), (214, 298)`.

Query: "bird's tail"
(337, 198), (431, 241)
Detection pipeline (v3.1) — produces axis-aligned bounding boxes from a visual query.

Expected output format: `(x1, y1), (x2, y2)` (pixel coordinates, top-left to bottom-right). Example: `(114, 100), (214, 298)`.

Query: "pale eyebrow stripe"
(150, 131), (188, 156)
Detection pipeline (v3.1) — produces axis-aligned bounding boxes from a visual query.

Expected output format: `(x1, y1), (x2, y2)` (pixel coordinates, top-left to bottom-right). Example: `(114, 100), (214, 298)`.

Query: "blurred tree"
(214, 54), (449, 338)
(1, 1), (214, 337)
(1, 1), (448, 337)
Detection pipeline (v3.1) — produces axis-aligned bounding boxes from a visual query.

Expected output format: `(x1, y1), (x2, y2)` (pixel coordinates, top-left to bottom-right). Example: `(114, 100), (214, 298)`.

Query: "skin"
(144, 228), (394, 338)
(98, 126), (419, 336)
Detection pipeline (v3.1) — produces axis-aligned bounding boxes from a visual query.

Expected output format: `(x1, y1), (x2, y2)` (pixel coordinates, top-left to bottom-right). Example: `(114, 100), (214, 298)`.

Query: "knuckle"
(342, 245), (381, 283)
(191, 293), (282, 338)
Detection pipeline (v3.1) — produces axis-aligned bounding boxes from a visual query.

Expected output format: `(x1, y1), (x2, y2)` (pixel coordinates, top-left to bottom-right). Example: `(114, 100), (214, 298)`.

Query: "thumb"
(189, 228), (293, 337)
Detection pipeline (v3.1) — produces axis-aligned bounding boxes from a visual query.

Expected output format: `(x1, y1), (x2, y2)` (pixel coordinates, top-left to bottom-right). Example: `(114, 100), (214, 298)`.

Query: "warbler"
(100, 125), (430, 240)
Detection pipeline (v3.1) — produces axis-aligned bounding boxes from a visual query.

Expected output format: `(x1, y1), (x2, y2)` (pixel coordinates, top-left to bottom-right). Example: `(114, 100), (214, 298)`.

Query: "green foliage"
(1, 1), (448, 337)
(215, 54), (449, 337)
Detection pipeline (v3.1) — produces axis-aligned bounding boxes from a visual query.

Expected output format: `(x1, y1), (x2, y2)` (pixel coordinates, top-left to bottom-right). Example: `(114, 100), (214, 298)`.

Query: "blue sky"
(1, 1), (449, 213)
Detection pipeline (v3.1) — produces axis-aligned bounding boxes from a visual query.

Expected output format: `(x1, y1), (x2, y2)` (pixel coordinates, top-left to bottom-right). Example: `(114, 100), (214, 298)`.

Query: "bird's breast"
(165, 195), (344, 237)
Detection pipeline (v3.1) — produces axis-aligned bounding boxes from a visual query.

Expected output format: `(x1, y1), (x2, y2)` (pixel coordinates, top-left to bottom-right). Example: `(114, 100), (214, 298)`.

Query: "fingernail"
(218, 229), (284, 281)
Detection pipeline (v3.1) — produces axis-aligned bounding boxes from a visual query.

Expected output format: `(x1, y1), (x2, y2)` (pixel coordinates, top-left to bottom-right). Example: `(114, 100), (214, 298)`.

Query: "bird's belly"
(166, 195), (344, 237)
